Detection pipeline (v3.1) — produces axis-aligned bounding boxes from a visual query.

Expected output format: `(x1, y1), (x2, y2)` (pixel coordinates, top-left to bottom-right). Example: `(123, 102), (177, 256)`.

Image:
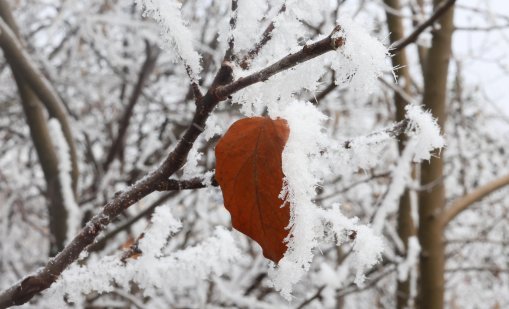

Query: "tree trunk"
(16, 82), (69, 256)
(383, 0), (417, 307)
(418, 1), (455, 308)
(0, 1), (69, 255)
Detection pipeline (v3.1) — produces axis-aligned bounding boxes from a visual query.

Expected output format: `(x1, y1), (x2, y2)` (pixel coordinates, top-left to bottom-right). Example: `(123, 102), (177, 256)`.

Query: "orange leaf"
(215, 117), (290, 263)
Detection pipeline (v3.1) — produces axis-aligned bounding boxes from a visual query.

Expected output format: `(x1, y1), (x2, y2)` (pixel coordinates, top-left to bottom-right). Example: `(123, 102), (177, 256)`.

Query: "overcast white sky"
(343, 0), (509, 123)
(455, 0), (509, 119)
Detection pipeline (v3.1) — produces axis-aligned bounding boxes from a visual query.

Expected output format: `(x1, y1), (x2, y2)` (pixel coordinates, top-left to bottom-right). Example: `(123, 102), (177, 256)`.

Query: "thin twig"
(224, 0), (238, 62)
(391, 0), (456, 52)
(103, 41), (160, 172)
(296, 285), (326, 309)
(239, 4), (286, 69)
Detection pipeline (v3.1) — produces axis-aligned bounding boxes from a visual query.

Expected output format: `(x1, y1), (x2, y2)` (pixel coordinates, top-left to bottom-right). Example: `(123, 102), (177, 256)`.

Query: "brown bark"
(442, 173), (509, 226)
(383, 0), (416, 307)
(418, 1), (455, 308)
(0, 2), (69, 256)
(16, 80), (69, 256)
(391, 0), (456, 53)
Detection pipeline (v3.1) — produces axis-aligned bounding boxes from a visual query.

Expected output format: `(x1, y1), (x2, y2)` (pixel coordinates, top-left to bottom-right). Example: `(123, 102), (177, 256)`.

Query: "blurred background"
(1, 0), (509, 308)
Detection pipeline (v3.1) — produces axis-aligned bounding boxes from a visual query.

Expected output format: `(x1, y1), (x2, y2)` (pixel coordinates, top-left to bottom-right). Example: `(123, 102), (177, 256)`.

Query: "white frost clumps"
(231, 0), (268, 52)
(331, 15), (391, 99)
(182, 144), (203, 179)
(137, 204), (182, 255)
(265, 103), (444, 298)
(405, 104), (445, 161)
(319, 205), (384, 287)
(269, 102), (327, 299)
(137, 0), (202, 80)
(268, 102), (384, 299)
(341, 131), (393, 171)
(372, 105), (445, 232)
(41, 206), (240, 308)
(48, 119), (81, 244)
(233, 55), (327, 117)
(397, 236), (421, 282)
(350, 225), (385, 285)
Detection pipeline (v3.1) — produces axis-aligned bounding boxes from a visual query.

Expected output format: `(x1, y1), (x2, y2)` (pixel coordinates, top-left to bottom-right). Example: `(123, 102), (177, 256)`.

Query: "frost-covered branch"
(48, 120), (81, 244)
(343, 119), (410, 149)
(38, 206), (240, 308)
(239, 4), (287, 69)
(0, 12), (79, 192)
(155, 175), (218, 191)
(214, 26), (345, 99)
(0, 1), (79, 255)
(136, 0), (202, 80)
(372, 105), (444, 232)
(0, 23), (349, 309)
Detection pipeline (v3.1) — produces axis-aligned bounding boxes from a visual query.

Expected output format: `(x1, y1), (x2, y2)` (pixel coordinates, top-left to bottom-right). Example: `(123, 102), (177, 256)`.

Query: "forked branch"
(391, 0), (456, 53)
(0, 25), (345, 308)
(441, 173), (509, 227)
(0, 15), (79, 191)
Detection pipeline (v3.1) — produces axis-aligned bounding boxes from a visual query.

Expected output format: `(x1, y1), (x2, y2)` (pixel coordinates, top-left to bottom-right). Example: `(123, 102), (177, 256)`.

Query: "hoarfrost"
(331, 15), (391, 100)
(182, 145), (203, 179)
(136, 0), (202, 80)
(40, 205), (239, 308)
(267, 102), (384, 299)
(373, 105), (445, 232)
(231, 0), (268, 52)
(405, 104), (445, 161)
(397, 236), (421, 282)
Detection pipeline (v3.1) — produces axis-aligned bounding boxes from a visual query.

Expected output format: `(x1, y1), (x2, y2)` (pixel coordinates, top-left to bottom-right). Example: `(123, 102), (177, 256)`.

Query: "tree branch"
(0, 24), (347, 309)
(155, 176), (218, 191)
(224, 0), (238, 62)
(296, 285), (326, 309)
(239, 4), (286, 69)
(391, 0), (456, 53)
(0, 14), (79, 192)
(0, 1), (73, 255)
(214, 26), (345, 99)
(343, 119), (410, 149)
(88, 192), (177, 253)
(441, 173), (509, 226)
(103, 41), (160, 172)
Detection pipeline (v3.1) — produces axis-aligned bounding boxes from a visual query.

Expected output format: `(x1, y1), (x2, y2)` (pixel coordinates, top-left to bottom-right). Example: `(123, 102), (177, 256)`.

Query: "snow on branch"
(397, 236), (421, 282)
(234, 16), (394, 298)
(331, 15), (392, 100)
(266, 102), (444, 299)
(372, 105), (445, 232)
(230, 0), (267, 53)
(268, 102), (385, 299)
(405, 104), (445, 161)
(136, 0), (202, 80)
(0, 15), (349, 307)
(40, 206), (239, 308)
